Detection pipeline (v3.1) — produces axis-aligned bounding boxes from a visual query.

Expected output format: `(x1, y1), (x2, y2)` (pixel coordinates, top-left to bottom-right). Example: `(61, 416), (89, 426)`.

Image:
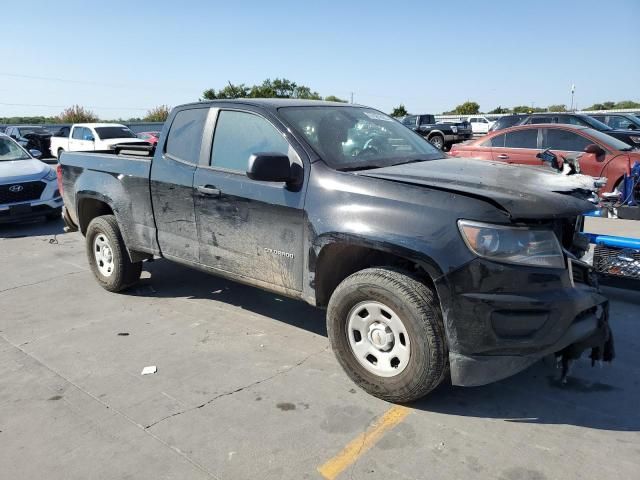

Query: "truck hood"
(358, 158), (599, 220)
(0, 159), (50, 183)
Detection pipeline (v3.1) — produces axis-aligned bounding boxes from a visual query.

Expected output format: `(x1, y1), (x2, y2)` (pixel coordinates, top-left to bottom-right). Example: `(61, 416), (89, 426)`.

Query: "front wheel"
(327, 268), (448, 403)
(85, 215), (142, 292)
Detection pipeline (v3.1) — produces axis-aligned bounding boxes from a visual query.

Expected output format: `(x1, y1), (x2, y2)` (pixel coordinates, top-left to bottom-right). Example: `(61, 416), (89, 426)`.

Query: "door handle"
(497, 154), (509, 159)
(197, 185), (221, 197)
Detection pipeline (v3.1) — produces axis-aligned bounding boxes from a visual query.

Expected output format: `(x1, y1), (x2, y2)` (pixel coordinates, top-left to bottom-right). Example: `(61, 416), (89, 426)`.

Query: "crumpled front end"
(435, 256), (612, 387)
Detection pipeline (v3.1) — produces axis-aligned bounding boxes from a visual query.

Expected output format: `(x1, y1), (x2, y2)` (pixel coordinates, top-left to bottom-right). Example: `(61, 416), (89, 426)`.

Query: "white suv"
(0, 134), (62, 223)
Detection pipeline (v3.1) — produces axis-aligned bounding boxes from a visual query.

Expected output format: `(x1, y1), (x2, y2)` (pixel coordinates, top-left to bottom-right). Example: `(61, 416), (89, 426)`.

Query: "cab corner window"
(210, 110), (289, 172)
(165, 108), (208, 164)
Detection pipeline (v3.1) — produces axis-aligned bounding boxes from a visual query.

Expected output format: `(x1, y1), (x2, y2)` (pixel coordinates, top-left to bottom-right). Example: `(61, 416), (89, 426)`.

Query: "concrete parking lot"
(1, 219), (638, 480)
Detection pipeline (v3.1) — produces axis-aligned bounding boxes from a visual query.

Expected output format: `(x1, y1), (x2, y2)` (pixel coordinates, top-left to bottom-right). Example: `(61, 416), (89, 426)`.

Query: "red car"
(450, 124), (638, 194)
(136, 131), (160, 145)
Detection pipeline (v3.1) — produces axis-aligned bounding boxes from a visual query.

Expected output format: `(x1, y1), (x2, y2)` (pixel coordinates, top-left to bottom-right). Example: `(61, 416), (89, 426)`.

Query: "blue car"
(0, 134), (63, 223)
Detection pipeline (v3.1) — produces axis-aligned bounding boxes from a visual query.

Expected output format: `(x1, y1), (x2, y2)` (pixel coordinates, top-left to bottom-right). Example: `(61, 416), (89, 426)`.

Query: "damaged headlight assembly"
(457, 220), (565, 269)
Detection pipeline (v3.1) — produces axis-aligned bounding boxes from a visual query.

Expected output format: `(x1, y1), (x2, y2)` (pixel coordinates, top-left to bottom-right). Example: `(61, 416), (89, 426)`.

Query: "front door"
(194, 108), (306, 293)
(540, 127), (597, 174)
(69, 127), (95, 152)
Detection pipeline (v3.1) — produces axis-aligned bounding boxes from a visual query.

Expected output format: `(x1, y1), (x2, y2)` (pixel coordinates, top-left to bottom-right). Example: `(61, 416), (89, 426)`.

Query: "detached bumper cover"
(435, 258), (611, 386)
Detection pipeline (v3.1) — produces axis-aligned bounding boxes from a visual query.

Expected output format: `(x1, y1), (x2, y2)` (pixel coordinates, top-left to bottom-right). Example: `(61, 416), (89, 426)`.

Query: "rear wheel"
(85, 215), (142, 292)
(327, 268), (448, 403)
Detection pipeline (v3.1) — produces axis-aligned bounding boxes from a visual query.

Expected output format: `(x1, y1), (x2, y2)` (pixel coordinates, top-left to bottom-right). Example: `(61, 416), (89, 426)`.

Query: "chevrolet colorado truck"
(59, 100), (613, 402)
(400, 114), (472, 150)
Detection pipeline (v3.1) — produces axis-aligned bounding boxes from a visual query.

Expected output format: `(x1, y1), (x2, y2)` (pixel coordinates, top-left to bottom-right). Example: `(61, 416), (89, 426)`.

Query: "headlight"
(629, 135), (640, 144)
(458, 220), (565, 269)
(451, 126), (458, 133)
(44, 169), (57, 181)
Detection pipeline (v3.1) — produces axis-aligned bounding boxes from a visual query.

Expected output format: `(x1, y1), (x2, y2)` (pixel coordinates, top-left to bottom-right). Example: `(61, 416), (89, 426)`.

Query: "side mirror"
(86, 136), (95, 142)
(29, 149), (43, 159)
(584, 144), (606, 161)
(247, 153), (302, 187)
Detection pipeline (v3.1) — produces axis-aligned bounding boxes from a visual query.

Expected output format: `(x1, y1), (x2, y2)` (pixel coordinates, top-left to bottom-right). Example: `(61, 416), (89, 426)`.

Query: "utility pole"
(570, 84), (575, 111)
(350, 92), (354, 104)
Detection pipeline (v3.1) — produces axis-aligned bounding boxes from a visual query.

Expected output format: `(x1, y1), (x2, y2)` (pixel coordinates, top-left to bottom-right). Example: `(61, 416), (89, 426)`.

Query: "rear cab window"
(165, 108), (208, 164)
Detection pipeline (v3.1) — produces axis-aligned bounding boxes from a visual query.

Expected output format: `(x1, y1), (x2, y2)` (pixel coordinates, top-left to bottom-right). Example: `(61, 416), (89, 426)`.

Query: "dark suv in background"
(500, 112), (640, 148)
(590, 113), (640, 131)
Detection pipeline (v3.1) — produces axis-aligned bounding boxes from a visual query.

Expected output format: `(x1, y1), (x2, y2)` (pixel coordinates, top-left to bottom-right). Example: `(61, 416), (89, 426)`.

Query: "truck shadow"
(0, 218), (65, 239)
(131, 258), (327, 336)
(134, 258), (638, 432)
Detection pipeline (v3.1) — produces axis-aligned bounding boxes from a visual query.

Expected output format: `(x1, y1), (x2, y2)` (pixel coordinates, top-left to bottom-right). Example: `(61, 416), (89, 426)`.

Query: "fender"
(74, 170), (139, 256)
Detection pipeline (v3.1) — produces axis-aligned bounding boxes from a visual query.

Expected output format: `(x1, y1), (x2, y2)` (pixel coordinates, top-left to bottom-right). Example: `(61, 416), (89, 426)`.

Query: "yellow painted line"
(318, 405), (411, 480)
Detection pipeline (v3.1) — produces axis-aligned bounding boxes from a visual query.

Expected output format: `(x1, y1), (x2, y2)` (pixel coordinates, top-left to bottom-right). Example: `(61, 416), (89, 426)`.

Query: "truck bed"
(60, 151), (159, 256)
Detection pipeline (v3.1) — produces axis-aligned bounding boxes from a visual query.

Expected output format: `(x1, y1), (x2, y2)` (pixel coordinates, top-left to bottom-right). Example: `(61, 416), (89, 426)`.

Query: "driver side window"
(210, 110), (290, 172)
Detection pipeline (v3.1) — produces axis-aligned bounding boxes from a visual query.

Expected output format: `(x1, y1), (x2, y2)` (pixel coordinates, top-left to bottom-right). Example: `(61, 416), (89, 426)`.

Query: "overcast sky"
(3, 0), (638, 119)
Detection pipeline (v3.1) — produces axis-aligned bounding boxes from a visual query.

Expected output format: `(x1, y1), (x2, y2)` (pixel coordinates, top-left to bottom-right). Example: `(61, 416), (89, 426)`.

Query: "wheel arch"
(312, 235), (445, 308)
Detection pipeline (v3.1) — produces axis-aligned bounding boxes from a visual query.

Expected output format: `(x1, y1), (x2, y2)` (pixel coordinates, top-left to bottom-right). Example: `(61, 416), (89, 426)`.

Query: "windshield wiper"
(339, 164), (382, 172)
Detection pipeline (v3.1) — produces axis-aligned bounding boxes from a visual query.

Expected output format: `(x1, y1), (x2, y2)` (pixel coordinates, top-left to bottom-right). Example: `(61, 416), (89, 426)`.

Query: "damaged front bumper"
(435, 257), (611, 387)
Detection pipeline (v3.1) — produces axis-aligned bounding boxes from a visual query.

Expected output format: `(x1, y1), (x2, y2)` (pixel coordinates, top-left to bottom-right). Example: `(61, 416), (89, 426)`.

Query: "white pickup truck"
(50, 123), (149, 158)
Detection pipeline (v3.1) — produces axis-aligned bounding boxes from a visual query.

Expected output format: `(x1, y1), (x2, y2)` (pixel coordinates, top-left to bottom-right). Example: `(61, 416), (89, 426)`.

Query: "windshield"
(279, 106), (445, 170)
(0, 137), (31, 161)
(94, 126), (136, 140)
(19, 127), (50, 136)
(586, 128), (636, 151)
(579, 115), (612, 131)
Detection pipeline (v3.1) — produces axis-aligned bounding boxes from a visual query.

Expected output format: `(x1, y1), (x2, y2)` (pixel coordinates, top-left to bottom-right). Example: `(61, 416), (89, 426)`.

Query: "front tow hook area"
(556, 304), (615, 384)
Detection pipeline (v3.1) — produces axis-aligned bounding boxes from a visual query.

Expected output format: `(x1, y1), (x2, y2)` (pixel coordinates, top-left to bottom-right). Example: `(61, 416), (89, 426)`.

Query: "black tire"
(429, 135), (444, 150)
(85, 215), (142, 292)
(57, 148), (64, 159)
(327, 267), (448, 403)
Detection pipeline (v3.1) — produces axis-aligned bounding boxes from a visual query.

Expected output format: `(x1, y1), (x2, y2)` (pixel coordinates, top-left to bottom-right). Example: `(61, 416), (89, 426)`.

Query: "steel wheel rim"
(346, 301), (411, 377)
(93, 234), (114, 277)
(430, 137), (443, 149)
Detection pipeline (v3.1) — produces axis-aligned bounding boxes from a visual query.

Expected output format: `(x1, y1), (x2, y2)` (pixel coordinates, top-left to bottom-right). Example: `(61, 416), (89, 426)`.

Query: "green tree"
(58, 105), (98, 123)
(390, 104), (408, 117)
(144, 105), (171, 122)
(202, 78), (321, 101)
(488, 106), (510, 114)
(512, 105), (545, 114)
(324, 95), (347, 103)
(547, 104), (567, 112)
(201, 82), (250, 100)
(453, 101), (480, 115)
(614, 100), (640, 109)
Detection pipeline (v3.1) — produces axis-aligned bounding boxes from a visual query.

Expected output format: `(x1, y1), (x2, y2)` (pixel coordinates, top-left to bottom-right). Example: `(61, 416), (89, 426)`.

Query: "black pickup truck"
(400, 114), (473, 150)
(59, 99), (613, 402)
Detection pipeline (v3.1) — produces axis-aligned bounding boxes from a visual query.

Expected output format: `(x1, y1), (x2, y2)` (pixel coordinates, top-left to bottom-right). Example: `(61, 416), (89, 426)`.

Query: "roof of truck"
(180, 99), (362, 109)
(73, 123), (128, 128)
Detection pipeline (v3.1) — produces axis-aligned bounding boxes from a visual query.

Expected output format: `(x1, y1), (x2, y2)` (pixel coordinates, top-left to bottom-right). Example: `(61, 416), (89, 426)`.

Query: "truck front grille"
(594, 245), (640, 279)
(0, 181), (46, 204)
